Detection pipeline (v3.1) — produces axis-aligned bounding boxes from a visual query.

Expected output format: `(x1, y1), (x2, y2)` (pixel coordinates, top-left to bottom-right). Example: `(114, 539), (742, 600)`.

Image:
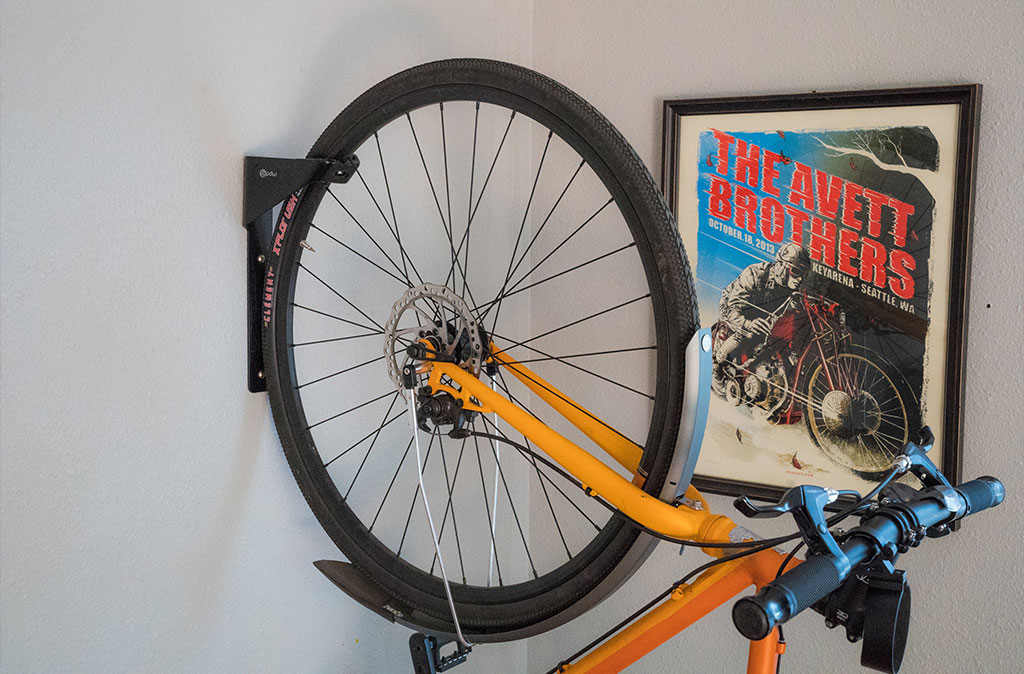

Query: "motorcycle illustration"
(711, 290), (921, 478)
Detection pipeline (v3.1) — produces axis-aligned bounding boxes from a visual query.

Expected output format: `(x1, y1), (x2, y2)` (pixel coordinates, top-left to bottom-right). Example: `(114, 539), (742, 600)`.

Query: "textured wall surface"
(529, 1), (1024, 672)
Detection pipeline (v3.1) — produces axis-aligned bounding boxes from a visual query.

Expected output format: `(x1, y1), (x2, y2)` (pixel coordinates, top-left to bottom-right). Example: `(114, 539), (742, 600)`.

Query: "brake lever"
(735, 486), (857, 520)
(734, 495), (794, 519)
(899, 427), (952, 489)
(734, 486), (850, 574)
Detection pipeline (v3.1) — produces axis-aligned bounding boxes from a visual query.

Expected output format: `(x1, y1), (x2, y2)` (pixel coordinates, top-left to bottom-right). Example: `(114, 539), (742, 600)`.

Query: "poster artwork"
(693, 125), (937, 491)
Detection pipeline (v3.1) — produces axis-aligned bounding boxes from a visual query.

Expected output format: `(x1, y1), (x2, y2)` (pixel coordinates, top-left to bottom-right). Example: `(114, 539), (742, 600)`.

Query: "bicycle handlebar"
(732, 476), (1004, 640)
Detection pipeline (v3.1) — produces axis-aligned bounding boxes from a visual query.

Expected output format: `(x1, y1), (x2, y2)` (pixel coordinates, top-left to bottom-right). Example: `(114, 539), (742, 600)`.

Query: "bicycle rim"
(805, 352), (916, 474)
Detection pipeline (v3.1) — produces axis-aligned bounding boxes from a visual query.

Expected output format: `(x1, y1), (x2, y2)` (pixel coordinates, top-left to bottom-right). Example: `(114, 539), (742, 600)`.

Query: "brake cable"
(546, 537), (789, 674)
(468, 430), (902, 550)
(772, 540), (805, 673)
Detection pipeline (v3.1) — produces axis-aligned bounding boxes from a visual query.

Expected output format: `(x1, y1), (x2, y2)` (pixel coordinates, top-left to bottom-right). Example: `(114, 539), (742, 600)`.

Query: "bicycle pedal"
(409, 633), (471, 673)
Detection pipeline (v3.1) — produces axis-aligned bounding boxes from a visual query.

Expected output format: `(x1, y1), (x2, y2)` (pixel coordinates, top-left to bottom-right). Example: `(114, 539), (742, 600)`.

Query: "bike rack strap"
(659, 327), (712, 503)
(242, 155), (358, 392)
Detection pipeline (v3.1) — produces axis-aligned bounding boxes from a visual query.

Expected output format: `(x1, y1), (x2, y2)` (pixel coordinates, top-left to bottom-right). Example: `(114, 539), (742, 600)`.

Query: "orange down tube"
(561, 547), (789, 674)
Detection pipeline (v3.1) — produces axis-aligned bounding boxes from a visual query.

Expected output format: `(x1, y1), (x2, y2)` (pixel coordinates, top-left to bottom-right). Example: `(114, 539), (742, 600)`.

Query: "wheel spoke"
(292, 302), (384, 334)
(868, 433), (901, 457)
(499, 195), (610, 297)
(297, 354), (387, 390)
(445, 109), (516, 289)
(491, 334), (653, 400)
(872, 428), (909, 444)
(874, 394), (902, 409)
(407, 112), (453, 250)
(352, 170), (435, 295)
(491, 349), (645, 450)
(488, 130), (554, 335)
(487, 374), (605, 530)
(471, 421), (503, 585)
(430, 433), (468, 582)
(307, 390), (394, 430)
(477, 413), (601, 531)
(491, 371), (556, 424)
(462, 102), (480, 299)
(324, 407), (406, 468)
(354, 169), (404, 260)
(505, 159), (586, 286)
(477, 242), (638, 316)
(504, 345), (656, 365)
(370, 435), (415, 532)
(344, 392), (403, 496)
(290, 332), (381, 348)
(374, 132), (408, 278)
(495, 369), (572, 559)
(439, 103), (456, 294)
(490, 294), (650, 358)
(407, 111), (480, 310)
(853, 356), (867, 392)
(326, 187), (415, 288)
(480, 417), (538, 579)
(298, 263), (386, 333)
(863, 367), (884, 394)
(310, 223), (410, 287)
(429, 435), (470, 575)
(398, 429), (440, 557)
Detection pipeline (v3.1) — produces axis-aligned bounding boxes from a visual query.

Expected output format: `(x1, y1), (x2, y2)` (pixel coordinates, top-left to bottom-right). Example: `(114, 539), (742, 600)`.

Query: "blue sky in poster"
(694, 129), (828, 313)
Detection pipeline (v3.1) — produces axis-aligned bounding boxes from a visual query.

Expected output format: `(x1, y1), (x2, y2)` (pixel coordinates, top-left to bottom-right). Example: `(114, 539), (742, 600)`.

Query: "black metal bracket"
(242, 155), (358, 392)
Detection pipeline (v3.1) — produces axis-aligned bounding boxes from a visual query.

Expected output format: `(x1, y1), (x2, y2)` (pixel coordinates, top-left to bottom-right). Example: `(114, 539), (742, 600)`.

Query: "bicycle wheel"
(263, 59), (697, 641)
(802, 347), (920, 478)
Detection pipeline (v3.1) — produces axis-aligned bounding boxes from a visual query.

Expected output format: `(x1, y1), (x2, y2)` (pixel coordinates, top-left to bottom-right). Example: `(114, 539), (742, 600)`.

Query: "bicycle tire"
(263, 58), (698, 641)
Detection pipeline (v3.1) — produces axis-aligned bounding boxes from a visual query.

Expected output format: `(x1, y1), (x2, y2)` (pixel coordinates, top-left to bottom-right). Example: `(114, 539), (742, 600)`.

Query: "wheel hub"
(821, 389), (882, 438)
(383, 283), (485, 389)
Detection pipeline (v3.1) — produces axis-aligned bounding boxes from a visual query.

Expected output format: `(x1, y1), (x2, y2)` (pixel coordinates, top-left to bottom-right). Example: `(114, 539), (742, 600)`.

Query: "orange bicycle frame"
(420, 349), (795, 673)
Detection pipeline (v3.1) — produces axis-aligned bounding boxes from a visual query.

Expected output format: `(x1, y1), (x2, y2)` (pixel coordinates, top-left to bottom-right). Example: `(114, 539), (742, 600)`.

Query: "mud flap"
(313, 560), (410, 623)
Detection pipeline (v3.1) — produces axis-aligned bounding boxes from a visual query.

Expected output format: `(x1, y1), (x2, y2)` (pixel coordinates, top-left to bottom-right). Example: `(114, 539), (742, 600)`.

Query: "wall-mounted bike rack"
(241, 154), (359, 392)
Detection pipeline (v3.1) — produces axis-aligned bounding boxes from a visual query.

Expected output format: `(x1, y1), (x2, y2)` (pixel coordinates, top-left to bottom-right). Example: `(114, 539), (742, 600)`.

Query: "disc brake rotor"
(383, 283), (484, 389)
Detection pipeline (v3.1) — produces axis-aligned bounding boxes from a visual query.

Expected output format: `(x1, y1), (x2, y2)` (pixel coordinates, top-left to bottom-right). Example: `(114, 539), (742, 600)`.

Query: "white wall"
(3, 1), (1022, 673)
(1, 2), (533, 672)
(529, 1), (1024, 672)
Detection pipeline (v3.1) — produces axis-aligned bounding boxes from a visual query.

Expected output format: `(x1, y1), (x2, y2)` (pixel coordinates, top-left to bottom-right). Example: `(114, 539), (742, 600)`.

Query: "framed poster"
(662, 85), (979, 501)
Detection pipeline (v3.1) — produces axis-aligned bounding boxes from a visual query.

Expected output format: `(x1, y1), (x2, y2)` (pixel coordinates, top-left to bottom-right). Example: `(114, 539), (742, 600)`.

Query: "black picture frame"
(662, 85), (980, 501)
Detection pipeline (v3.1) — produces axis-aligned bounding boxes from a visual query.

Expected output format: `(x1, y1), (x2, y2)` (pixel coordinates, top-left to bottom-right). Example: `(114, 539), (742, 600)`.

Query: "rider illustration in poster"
(683, 116), (951, 493)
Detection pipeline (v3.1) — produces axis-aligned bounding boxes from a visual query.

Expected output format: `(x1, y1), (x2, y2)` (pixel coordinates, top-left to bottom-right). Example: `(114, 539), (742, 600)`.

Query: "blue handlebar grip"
(957, 477), (1005, 516)
(732, 554), (845, 640)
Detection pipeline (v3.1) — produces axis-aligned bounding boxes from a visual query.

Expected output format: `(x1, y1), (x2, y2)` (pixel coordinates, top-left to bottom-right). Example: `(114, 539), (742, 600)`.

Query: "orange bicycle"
(246, 59), (1003, 673)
